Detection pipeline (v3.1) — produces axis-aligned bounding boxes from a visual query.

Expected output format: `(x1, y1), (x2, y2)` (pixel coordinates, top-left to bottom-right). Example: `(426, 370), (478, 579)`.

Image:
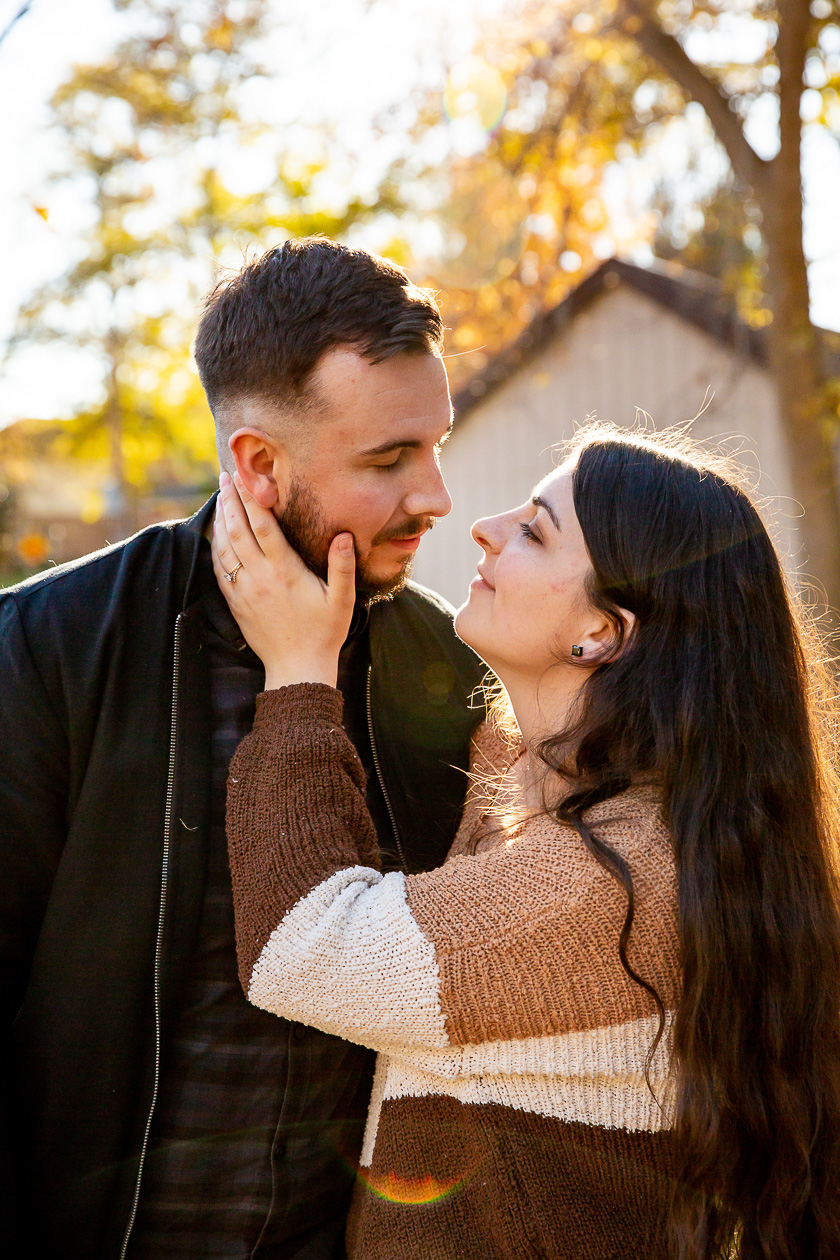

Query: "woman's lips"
(470, 573), (494, 592)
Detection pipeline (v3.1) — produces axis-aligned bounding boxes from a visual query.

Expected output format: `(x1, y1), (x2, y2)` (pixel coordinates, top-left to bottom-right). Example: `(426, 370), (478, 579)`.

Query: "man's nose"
(403, 460), (452, 521)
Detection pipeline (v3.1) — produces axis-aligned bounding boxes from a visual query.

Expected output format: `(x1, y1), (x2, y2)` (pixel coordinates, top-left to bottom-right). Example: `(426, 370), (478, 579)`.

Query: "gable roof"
(452, 257), (840, 423)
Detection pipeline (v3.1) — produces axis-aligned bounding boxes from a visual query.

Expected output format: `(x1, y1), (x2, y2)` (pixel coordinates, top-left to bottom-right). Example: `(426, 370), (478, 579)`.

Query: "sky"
(0, 0), (839, 427)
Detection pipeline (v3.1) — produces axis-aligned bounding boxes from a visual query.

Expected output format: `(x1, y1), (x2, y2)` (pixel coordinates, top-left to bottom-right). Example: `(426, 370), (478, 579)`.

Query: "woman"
(213, 424), (840, 1260)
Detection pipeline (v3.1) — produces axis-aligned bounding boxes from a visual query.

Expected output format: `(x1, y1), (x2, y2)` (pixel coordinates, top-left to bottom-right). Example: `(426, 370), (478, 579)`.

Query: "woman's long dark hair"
(540, 425), (840, 1260)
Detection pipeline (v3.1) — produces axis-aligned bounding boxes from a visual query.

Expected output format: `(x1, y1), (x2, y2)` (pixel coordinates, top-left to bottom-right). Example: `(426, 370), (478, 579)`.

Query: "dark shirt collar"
(197, 537), (248, 647)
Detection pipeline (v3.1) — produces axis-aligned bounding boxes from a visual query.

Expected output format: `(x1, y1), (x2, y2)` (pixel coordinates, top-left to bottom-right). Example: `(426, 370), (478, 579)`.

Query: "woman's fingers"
(232, 470), (294, 566)
(217, 471), (267, 569)
(210, 533), (235, 598)
(211, 470), (357, 688)
(327, 533), (357, 625)
(213, 479), (242, 579)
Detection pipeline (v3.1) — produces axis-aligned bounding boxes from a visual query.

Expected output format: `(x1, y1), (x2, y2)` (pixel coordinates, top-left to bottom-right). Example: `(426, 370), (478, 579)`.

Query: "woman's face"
(454, 464), (598, 680)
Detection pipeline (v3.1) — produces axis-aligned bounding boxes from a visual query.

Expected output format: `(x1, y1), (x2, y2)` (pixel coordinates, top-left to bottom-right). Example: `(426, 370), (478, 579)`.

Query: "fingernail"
(219, 471), (231, 488)
(337, 533), (353, 553)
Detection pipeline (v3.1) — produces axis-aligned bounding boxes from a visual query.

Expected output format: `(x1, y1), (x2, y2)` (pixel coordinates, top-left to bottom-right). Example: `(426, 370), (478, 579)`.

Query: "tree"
(0, 2), (30, 48)
(5, 0), (380, 533)
(390, 12), (658, 392)
(419, 0), (840, 607)
(621, 0), (840, 612)
(652, 176), (768, 327)
(410, 140), (613, 393)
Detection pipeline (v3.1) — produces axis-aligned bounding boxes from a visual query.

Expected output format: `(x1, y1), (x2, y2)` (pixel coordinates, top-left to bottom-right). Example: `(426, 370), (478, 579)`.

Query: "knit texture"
(227, 684), (381, 995)
(226, 685), (682, 1259)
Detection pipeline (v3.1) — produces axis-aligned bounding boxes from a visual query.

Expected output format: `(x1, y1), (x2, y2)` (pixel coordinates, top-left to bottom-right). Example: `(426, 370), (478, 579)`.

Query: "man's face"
(277, 347), (454, 598)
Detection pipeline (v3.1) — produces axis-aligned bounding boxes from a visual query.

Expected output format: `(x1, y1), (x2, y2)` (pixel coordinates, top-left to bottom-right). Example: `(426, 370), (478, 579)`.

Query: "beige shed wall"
(413, 285), (795, 607)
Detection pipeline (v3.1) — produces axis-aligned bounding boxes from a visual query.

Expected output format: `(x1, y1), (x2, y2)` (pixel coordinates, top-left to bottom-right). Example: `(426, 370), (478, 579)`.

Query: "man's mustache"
(371, 517), (436, 545)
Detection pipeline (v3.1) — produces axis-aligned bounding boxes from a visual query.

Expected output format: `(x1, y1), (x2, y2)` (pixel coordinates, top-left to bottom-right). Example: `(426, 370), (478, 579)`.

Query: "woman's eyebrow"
(532, 494), (560, 530)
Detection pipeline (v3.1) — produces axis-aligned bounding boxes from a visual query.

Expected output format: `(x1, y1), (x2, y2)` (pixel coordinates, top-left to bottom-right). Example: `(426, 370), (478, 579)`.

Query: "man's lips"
(385, 534), (424, 553)
(376, 521), (431, 552)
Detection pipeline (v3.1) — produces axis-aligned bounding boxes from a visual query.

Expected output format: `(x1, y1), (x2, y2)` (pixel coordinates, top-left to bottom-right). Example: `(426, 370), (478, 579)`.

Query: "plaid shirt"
(130, 545), (378, 1259)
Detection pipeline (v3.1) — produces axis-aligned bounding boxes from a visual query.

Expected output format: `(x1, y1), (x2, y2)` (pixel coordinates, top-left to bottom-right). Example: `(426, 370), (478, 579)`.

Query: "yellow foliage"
(10, 0), (389, 519)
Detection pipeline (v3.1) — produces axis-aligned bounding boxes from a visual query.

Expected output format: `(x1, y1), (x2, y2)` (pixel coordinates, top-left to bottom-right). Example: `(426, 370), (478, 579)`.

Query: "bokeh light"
(358, 1166), (472, 1206)
(444, 56), (507, 133)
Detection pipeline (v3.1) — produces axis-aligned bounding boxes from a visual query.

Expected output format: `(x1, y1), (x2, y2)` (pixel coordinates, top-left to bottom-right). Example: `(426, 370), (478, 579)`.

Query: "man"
(0, 239), (486, 1259)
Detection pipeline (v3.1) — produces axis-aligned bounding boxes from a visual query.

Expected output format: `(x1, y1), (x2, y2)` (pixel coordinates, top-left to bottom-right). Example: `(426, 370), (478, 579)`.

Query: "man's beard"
(278, 474), (430, 600)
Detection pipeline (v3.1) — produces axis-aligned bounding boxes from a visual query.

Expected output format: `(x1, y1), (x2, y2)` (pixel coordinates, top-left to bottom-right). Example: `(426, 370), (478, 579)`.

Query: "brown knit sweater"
(226, 685), (682, 1260)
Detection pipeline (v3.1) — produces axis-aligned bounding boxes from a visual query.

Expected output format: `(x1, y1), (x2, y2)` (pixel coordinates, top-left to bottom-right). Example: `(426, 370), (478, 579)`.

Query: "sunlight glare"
(444, 57), (507, 133)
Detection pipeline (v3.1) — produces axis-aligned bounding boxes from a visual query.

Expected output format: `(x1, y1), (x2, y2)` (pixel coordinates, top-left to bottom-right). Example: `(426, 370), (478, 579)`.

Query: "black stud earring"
(571, 645), (583, 657)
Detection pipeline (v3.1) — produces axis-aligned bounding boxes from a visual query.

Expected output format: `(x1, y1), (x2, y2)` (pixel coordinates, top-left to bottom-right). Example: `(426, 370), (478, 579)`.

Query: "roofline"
(450, 257), (837, 424)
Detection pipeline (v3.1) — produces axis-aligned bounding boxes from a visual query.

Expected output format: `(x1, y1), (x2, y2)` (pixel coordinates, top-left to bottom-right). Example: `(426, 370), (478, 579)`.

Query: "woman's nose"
(471, 513), (503, 552)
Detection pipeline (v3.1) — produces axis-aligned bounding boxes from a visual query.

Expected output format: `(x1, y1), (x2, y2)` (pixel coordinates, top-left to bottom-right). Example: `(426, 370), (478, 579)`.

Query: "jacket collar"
(179, 493), (219, 613)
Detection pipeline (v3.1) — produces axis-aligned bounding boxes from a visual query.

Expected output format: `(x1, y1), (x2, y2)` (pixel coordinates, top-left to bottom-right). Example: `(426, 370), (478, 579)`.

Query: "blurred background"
(1, 0), (839, 606)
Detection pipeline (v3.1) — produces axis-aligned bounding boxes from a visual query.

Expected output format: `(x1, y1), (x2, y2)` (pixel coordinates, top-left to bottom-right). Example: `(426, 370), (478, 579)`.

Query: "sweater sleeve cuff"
(254, 682), (344, 730)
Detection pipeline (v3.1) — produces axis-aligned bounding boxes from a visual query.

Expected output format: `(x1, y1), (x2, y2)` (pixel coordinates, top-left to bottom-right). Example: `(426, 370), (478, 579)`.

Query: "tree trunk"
(759, 0), (840, 617)
(624, 0), (840, 615)
(761, 203), (840, 618)
(104, 332), (134, 541)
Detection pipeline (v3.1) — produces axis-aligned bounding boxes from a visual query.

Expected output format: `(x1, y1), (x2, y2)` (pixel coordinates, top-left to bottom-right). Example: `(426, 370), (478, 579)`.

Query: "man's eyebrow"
(358, 419), (454, 459)
(358, 437), (422, 457)
(532, 494), (560, 530)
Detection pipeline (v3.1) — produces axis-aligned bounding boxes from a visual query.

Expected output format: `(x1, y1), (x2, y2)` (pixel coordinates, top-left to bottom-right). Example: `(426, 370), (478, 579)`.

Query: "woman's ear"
(228, 429), (292, 510)
(574, 607), (636, 663)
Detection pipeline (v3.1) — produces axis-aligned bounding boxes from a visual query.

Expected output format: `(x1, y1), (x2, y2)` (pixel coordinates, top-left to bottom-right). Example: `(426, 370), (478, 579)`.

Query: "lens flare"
(444, 57), (508, 133)
(357, 1167), (471, 1206)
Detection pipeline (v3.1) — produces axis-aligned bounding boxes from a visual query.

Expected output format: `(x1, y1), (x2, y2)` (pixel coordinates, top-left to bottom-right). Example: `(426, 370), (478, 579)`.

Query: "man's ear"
(228, 428), (292, 511)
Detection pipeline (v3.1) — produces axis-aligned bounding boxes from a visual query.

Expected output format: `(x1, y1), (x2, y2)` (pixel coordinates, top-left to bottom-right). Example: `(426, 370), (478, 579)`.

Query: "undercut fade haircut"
(194, 237), (444, 415)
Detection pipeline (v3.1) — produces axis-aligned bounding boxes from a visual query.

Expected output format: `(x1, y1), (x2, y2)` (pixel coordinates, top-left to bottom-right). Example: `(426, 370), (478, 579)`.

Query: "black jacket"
(0, 497), (486, 1259)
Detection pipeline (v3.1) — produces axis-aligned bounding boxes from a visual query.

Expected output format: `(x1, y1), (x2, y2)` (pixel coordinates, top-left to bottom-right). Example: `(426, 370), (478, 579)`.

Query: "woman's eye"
(519, 521), (540, 543)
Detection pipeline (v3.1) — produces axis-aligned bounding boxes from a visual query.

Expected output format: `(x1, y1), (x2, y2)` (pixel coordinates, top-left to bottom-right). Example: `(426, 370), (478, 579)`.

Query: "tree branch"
(775, 0), (809, 177)
(619, 0), (770, 202)
(0, 1), (31, 49)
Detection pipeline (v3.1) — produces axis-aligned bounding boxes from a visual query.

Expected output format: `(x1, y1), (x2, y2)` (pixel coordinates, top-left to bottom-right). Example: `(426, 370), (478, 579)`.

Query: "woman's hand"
(211, 471), (356, 690)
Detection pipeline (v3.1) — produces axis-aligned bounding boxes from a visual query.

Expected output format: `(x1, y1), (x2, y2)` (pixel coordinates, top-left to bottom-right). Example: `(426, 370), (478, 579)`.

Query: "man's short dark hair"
(194, 238), (444, 414)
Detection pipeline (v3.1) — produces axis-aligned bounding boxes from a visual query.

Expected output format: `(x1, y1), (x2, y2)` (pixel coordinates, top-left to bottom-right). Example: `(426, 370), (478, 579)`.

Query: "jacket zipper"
(119, 612), (183, 1260)
(366, 664), (407, 871)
